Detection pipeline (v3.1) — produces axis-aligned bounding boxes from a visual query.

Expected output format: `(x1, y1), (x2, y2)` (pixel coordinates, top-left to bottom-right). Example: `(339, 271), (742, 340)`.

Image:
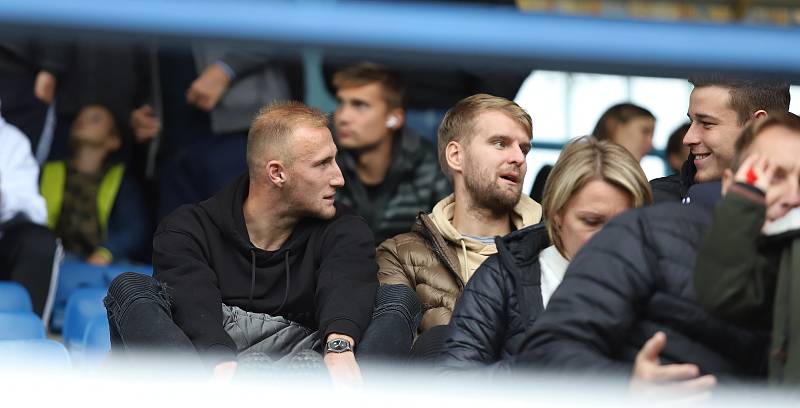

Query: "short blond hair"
(542, 136), (653, 258)
(437, 94), (532, 179)
(247, 101), (328, 177)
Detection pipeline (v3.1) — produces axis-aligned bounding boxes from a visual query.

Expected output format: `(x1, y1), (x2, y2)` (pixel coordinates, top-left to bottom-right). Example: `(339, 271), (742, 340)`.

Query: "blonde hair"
(247, 101), (328, 176)
(542, 136), (653, 258)
(437, 94), (532, 179)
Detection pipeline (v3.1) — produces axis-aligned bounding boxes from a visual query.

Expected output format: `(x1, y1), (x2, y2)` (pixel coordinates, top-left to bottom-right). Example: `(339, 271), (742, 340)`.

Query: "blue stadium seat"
(0, 281), (33, 313)
(62, 287), (108, 351)
(0, 339), (71, 370)
(78, 315), (111, 371)
(0, 312), (46, 340)
(51, 261), (107, 332)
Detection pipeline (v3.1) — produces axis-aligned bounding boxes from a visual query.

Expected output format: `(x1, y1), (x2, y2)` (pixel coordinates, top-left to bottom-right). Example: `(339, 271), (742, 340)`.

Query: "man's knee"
(372, 284), (422, 331)
(105, 272), (171, 323)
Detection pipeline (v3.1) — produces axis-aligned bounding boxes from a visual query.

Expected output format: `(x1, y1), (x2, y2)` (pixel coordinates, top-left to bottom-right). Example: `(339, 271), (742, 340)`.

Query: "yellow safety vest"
(39, 161), (125, 237)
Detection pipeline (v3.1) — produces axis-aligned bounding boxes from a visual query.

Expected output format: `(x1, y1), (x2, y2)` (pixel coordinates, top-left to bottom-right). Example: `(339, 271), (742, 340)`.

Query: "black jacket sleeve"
(153, 212), (237, 366)
(440, 255), (509, 369)
(516, 213), (654, 375)
(694, 184), (779, 328)
(315, 214), (378, 344)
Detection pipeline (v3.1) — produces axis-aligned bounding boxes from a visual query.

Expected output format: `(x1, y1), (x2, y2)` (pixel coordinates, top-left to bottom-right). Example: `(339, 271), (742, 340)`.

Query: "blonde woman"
(440, 136), (651, 368)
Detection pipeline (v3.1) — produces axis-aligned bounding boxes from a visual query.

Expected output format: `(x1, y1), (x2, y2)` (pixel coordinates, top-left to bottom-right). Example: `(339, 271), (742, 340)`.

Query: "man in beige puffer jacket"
(375, 94), (541, 337)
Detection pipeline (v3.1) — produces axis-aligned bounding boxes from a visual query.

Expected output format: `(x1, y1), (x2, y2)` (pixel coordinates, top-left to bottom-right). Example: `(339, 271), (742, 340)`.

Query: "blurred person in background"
(39, 104), (149, 266)
(333, 63), (451, 244)
(665, 123), (690, 175)
(440, 137), (652, 370)
(359, 94), (541, 362)
(0, 39), (65, 160)
(0, 102), (59, 321)
(592, 103), (656, 162)
(530, 103), (654, 203)
(129, 43), (303, 220)
(694, 112), (800, 385)
(650, 75), (790, 203)
(104, 102), (376, 385)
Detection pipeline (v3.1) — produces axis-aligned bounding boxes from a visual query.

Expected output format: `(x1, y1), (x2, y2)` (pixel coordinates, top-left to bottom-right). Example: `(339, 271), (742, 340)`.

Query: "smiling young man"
(332, 63), (450, 244)
(104, 102), (377, 384)
(650, 75), (789, 203)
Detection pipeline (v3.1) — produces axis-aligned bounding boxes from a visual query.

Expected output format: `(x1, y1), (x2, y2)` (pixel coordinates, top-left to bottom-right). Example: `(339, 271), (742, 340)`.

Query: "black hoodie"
(153, 174), (378, 364)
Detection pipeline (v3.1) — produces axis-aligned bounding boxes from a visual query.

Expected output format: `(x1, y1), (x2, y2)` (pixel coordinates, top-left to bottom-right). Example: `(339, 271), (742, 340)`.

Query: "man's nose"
(331, 161), (345, 187)
(683, 123), (700, 146)
(334, 107), (350, 124)
(785, 181), (800, 209)
(509, 145), (526, 165)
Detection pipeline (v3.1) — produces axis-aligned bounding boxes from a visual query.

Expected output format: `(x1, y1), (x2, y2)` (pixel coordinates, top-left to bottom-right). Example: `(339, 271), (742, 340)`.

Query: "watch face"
(327, 339), (351, 353)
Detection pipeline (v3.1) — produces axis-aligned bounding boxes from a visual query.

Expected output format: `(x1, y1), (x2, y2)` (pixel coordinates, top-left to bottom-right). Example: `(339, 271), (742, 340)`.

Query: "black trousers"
(358, 284), (449, 364)
(105, 273), (321, 372)
(104, 272), (202, 364)
(0, 221), (58, 319)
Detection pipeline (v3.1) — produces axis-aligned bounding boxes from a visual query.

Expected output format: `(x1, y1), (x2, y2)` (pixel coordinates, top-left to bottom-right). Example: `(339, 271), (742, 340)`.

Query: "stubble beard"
(464, 163), (521, 216)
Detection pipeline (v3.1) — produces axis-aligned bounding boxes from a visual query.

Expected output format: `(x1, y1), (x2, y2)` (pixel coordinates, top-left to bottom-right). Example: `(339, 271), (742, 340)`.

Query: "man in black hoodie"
(104, 101), (377, 383)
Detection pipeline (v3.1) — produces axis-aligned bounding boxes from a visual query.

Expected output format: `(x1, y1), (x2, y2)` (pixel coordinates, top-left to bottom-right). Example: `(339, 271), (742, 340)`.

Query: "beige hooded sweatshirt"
(430, 193), (542, 283)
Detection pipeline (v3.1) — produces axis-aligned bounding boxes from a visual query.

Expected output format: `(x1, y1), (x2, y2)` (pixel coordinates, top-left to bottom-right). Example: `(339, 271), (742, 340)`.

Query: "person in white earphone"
(332, 63), (451, 244)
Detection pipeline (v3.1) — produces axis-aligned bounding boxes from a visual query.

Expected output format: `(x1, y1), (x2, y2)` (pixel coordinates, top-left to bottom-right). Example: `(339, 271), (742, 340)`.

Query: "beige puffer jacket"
(376, 194), (541, 334)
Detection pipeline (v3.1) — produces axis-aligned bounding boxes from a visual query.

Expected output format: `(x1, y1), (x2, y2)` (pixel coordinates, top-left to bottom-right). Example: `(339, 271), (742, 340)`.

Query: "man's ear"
(387, 107), (405, 130)
(445, 141), (463, 175)
(721, 168), (734, 196)
(753, 109), (768, 120)
(267, 160), (286, 187)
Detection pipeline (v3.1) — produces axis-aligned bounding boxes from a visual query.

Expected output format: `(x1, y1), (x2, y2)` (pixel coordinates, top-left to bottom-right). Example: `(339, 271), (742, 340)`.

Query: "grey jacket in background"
(192, 43), (292, 134)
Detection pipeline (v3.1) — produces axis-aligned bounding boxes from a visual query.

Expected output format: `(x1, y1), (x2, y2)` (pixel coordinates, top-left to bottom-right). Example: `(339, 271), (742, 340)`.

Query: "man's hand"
(86, 248), (112, 266)
(34, 70), (57, 104)
(324, 351), (362, 387)
(185, 63), (231, 112)
(130, 105), (161, 143)
(734, 153), (775, 194)
(323, 334), (362, 387)
(212, 361), (237, 382)
(630, 332), (716, 397)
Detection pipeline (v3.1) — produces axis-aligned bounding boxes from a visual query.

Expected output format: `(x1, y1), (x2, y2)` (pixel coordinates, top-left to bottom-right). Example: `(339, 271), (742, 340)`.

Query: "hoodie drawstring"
(246, 249), (291, 316)
(274, 250), (291, 315)
(460, 239), (469, 281)
(247, 249), (256, 310)
(273, 249), (291, 316)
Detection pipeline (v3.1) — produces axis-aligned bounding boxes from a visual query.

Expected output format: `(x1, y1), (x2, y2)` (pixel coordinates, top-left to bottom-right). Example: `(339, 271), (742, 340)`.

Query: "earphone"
(386, 115), (399, 128)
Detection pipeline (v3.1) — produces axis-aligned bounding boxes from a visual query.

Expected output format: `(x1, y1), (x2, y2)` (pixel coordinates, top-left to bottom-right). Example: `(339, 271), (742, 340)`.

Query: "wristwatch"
(325, 338), (353, 354)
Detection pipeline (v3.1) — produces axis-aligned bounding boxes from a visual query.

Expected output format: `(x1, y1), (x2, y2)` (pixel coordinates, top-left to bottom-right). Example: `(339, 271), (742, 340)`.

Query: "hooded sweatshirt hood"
(429, 193), (542, 282)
